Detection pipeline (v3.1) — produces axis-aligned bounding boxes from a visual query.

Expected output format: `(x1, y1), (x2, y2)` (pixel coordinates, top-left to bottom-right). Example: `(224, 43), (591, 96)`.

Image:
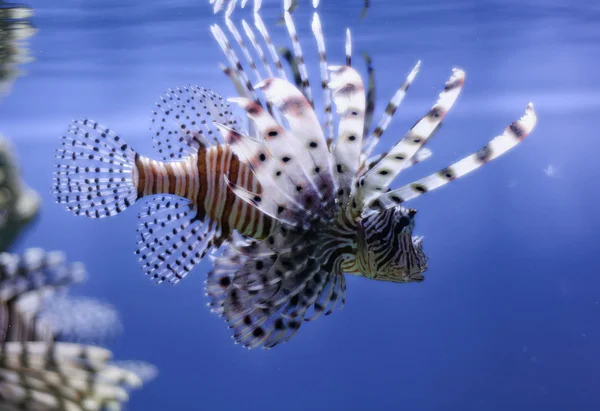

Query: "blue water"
(3, 0), (600, 409)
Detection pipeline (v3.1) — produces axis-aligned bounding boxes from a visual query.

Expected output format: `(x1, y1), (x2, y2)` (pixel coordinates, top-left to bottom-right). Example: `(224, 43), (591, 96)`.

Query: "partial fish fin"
(361, 147), (433, 174)
(200, 87), (241, 142)
(151, 86), (237, 161)
(206, 236), (345, 349)
(306, 270), (346, 320)
(255, 78), (337, 210)
(217, 232), (305, 292)
(135, 196), (217, 285)
(407, 147), (433, 168)
(220, 64), (248, 99)
(215, 122), (315, 221)
(225, 17), (262, 85)
(227, 96), (323, 214)
(311, 12), (334, 142)
(219, 64), (257, 137)
(362, 61), (421, 158)
(362, 52), (376, 139)
(361, 0), (371, 19)
(358, 68), (465, 208)
(283, 11), (313, 106)
(224, 176), (305, 228)
(241, 19), (274, 78)
(375, 103), (537, 207)
(214, 121), (262, 162)
(329, 66), (366, 203)
(224, 15), (286, 124)
(254, 12), (288, 81)
(53, 120), (138, 219)
(278, 46), (303, 91)
(218, 0), (260, 14)
(211, 24), (259, 102)
(345, 28), (352, 67)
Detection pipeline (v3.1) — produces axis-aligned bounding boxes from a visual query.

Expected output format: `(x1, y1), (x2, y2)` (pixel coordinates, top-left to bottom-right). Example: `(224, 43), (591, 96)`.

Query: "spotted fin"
(151, 86), (239, 161)
(135, 196), (218, 285)
(53, 120), (138, 219)
(256, 78), (337, 210)
(375, 103), (537, 207)
(215, 122), (315, 223)
(329, 66), (366, 203)
(206, 236), (345, 349)
(219, 64), (257, 137)
(310, 12), (333, 142)
(306, 270), (346, 320)
(227, 96), (324, 215)
(358, 68), (465, 207)
(224, 175), (307, 228)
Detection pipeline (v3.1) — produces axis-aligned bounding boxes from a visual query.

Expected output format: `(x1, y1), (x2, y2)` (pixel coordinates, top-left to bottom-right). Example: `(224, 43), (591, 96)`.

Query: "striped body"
(133, 144), (276, 242)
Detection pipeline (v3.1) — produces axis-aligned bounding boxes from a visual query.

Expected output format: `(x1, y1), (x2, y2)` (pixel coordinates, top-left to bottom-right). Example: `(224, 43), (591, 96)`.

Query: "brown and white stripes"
(133, 145), (275, 241)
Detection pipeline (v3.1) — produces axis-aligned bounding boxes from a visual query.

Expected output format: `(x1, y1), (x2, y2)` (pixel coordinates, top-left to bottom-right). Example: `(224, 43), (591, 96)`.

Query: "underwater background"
(2, 0), (600, 409)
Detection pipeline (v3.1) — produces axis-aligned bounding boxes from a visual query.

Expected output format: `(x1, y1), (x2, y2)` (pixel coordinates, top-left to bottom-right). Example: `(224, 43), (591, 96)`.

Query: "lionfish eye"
(408, 208), (418, 217)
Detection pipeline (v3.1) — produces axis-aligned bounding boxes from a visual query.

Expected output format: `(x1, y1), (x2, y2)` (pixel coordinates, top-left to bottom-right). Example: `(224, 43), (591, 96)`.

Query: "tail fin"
(53, 119), (138, 218)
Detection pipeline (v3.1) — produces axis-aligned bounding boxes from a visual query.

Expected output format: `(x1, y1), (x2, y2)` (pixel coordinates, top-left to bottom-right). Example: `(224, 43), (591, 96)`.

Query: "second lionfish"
(53, 0), (537, 348)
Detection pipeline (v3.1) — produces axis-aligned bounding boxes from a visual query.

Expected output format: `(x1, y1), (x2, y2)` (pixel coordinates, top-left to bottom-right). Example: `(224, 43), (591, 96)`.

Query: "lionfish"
(0, 248), (156, 409)
(52, 0), (537, 348)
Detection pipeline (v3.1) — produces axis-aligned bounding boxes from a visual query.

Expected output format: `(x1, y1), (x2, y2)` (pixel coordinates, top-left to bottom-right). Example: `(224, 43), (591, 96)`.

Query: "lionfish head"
(356, 206), (428, 283)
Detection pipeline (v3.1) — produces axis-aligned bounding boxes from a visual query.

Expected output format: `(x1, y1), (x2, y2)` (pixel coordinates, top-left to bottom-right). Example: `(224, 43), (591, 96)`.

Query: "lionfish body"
(53, 0), (537, 348)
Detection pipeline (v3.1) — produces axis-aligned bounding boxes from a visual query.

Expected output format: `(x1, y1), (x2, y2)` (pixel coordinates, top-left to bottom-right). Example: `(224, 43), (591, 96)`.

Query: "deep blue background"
(3, 0), (600, 409)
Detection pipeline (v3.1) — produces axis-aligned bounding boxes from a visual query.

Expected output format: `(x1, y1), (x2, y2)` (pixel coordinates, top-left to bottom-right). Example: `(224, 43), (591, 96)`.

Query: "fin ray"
(135, 196), (218, 284)
(376, 103), (537, 207)
(53, 120), (138, 219)
(358, 68), (465, 207)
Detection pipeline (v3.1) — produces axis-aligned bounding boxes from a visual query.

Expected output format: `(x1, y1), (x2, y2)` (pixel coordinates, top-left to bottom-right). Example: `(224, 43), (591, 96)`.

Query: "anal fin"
(135, 196), (218, 285)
